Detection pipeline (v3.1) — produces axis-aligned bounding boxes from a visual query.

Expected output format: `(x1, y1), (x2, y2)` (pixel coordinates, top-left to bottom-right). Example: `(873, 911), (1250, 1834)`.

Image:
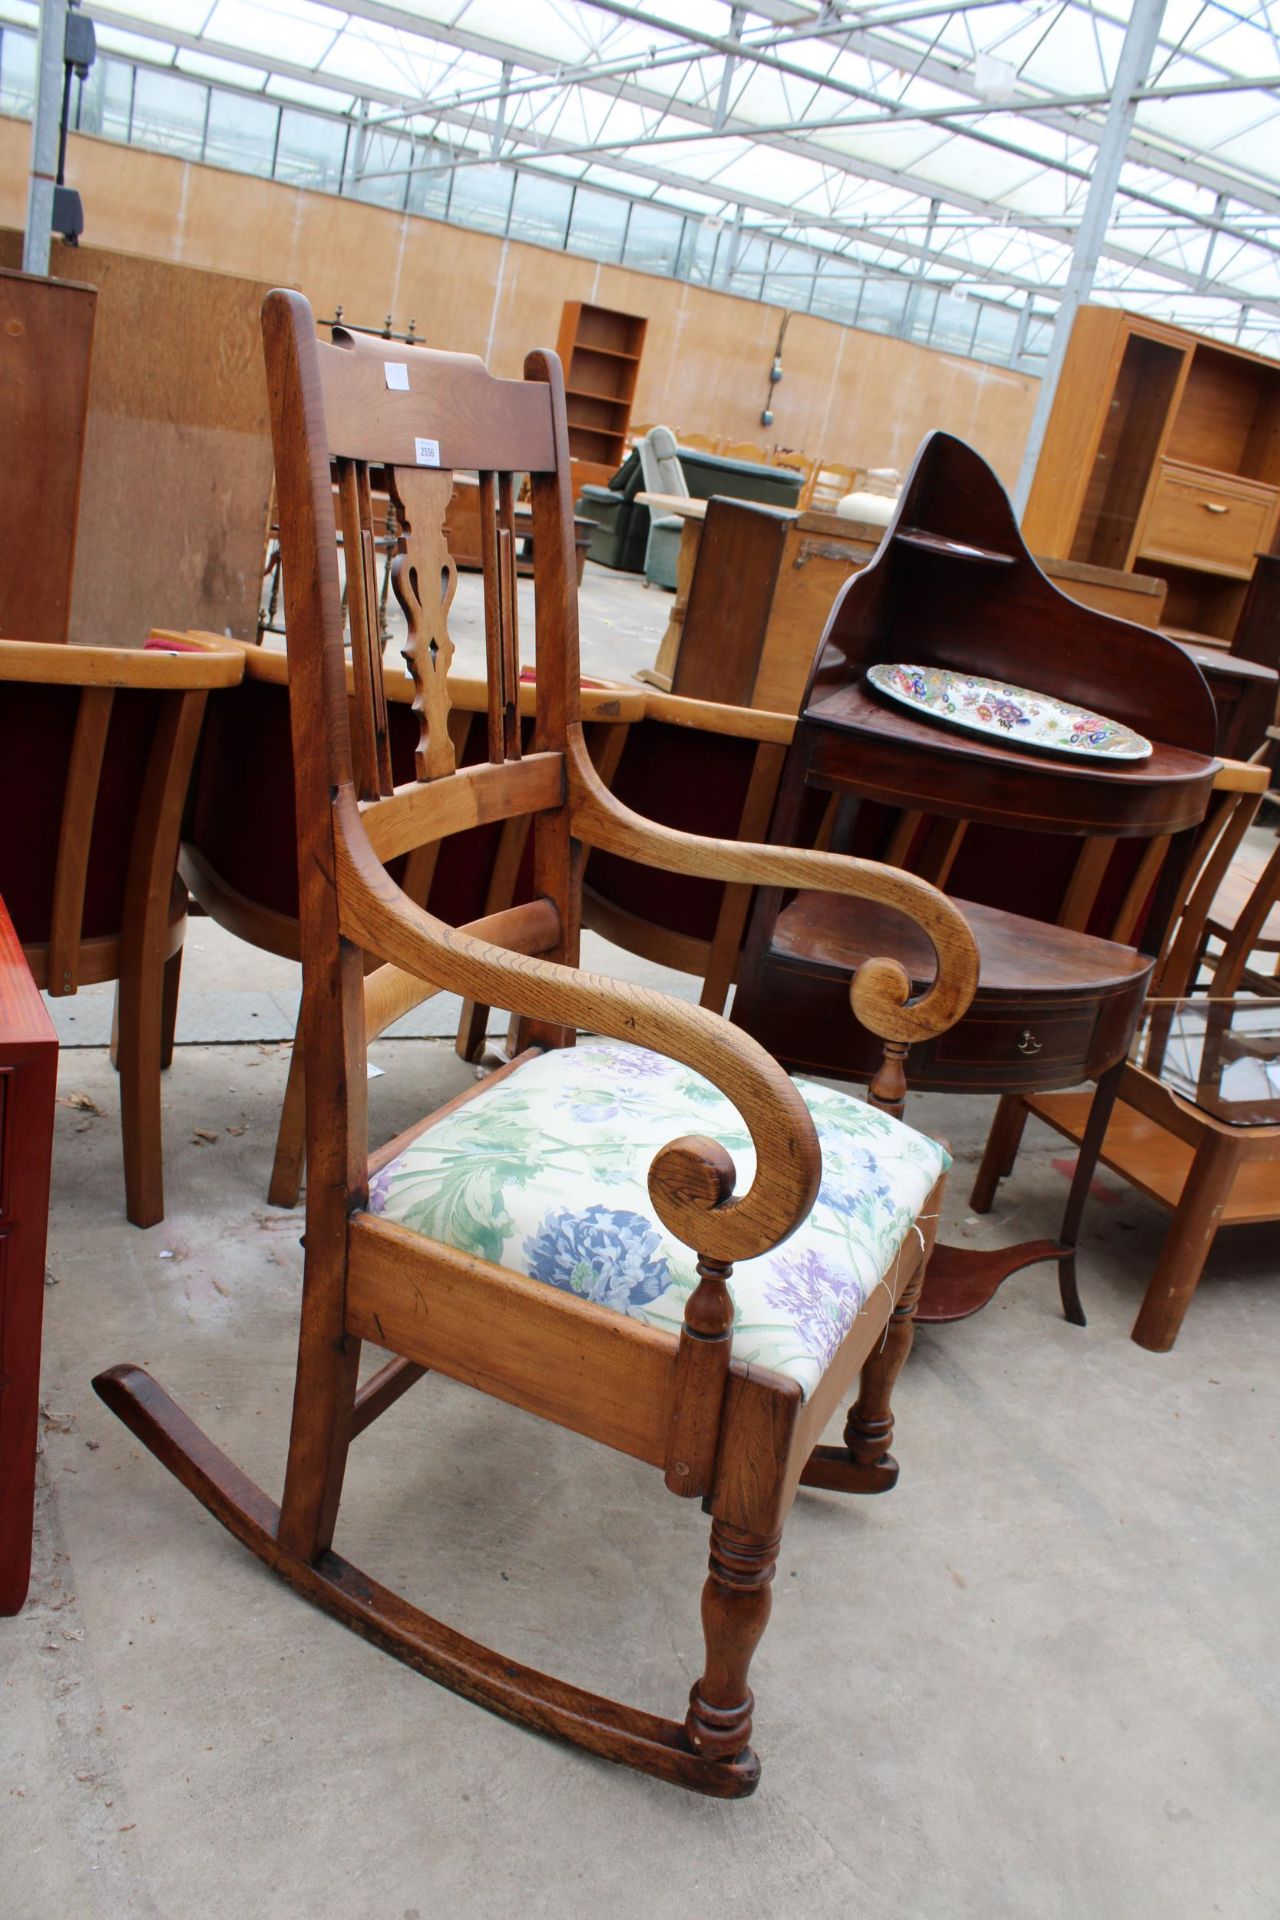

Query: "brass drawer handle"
(1017, 1029), (1043, 1055)
(1201, 501), (1229, 514)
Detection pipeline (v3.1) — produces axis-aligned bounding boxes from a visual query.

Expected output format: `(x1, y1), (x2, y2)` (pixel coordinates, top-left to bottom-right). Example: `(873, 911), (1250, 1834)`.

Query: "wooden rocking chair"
(94, 292), (978, 1796)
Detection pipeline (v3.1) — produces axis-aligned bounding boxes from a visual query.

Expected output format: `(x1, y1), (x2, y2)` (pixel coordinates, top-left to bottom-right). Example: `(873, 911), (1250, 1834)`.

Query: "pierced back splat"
(390, 467), (458, 783)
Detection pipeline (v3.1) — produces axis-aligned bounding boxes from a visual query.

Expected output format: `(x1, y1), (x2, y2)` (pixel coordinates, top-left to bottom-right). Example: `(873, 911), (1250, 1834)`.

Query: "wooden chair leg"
(268, 1021), (307, 1208)
(844, 1263), (924, 1485)
(160, 945), (182, 1071)
(1049, 1058), (1123, 1329)
(970, 1094), (1028, 1212)
(115, 950), (166, 1229)
(685, 1520), (780, 1765)
(1130, 1130), (1239, 1352)
(800, 1263), (925, 1496)
(113, 690), (208, 1228)
(455, 997), (491, 1064)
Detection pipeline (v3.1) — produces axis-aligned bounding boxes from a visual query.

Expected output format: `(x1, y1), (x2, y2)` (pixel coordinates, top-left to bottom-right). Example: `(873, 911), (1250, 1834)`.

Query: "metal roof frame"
(11, 0), (1280, 349)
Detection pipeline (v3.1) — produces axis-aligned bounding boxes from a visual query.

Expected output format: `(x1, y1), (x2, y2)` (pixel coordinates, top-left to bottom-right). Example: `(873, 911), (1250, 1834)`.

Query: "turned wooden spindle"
(654, 1137), (737, 1497)
(686, 1521), (781, 1762)
(844, 1262), (925, 1470)
(867, 1038), (910, 1119)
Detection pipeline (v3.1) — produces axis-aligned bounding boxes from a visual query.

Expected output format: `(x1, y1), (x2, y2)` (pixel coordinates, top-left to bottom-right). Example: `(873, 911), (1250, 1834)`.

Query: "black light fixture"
(53, 5), (95, 244)
(760, 309), (793, 429)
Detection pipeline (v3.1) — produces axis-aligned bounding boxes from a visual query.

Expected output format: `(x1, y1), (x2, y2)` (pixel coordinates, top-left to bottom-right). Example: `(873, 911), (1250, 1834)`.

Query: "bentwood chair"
(94, 293), (978, 1797)
(0, 633), (243, 1224)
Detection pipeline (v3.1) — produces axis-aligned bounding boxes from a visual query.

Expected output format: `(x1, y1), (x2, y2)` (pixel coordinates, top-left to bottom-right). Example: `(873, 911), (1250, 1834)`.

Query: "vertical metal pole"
(491, 60), (512, 158)
(349, 96), (369, 191)
(1009, 292), (1034, 368)
(23, 0), (70, 274)
(904, 197), (940, 338)
(1011, 0), (1168, 517)
(1195, 191), (1228, 291)
(721, 201), (745, 286)
(714, 7), (745, 130)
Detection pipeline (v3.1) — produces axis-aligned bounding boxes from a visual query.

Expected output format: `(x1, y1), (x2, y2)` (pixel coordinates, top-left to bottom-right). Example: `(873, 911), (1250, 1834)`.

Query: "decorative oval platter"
(866, 662), (1153, 763)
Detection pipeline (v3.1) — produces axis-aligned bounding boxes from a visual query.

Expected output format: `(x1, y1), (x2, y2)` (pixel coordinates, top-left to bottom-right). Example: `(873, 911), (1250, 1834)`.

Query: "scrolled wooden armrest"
(565, 729), (979, 1045)
(334, 793), (821, 1268)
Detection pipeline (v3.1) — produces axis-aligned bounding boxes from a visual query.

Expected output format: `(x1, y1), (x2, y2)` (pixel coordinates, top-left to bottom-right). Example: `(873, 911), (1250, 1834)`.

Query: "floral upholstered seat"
(368, 1040), (949, 1400)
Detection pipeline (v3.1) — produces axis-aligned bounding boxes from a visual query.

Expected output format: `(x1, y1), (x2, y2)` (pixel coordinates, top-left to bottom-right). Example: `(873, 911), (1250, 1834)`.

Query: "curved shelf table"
(733, 431), (1221, 1325)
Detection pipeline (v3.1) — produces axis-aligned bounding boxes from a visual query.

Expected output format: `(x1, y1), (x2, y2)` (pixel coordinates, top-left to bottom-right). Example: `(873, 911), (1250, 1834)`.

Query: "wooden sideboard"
(443, 474), (594, 584)
(0, 894), (58, 1615)
(638, 496), (887, 711)
(1022, 306), (1280, 643)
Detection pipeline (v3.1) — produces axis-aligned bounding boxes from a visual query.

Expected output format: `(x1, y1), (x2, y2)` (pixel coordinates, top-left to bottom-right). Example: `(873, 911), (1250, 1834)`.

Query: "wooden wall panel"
(0, 119), (1037, 485)
(0, 227), (273, 645)
(0, 268), (96, 642)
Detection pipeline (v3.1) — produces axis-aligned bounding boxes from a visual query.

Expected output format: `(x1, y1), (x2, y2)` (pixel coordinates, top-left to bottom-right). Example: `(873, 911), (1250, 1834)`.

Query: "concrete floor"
(5, 566), (1280, 1918)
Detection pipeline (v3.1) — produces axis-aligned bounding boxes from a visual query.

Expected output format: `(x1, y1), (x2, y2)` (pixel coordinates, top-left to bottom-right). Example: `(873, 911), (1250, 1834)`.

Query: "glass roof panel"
(2, 0), (1267, 347)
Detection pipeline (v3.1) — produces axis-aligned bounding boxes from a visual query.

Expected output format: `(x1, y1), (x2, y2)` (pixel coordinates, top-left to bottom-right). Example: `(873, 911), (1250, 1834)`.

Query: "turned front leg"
(686, 1521), (781, 1763)
(844, 1263), (925, 1471)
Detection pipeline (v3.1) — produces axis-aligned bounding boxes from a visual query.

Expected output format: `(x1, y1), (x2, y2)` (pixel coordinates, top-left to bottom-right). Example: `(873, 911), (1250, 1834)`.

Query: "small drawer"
(929, 1006), (1099, 1072)
(1137, 463), (1278, 579)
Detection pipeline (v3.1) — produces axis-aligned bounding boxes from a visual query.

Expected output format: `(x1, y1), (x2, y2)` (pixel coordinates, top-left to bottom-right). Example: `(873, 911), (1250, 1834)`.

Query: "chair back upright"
(806, 461), (858, 514)
(637, 427), (687, 499)
(1151, 757), (1272, 998)
(262, 290), (583, 1202)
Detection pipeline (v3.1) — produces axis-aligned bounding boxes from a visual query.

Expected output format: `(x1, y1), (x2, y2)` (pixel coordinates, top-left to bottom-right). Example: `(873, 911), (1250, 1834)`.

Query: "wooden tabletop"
(1172, 636), (1278, 686)
(802, 680), (1220, 838)
(637, 491), (710, 520)
(636, 492), (888, 541)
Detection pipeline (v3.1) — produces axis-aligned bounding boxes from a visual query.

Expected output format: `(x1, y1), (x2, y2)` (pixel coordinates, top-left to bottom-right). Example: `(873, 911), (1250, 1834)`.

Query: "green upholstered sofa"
(577, 437), (804, 575)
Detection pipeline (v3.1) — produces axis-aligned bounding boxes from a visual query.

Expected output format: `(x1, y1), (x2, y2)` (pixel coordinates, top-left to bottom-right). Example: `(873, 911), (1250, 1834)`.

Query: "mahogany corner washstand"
(733, 432), (1221, 1322)
(0, 893), (57, 1615)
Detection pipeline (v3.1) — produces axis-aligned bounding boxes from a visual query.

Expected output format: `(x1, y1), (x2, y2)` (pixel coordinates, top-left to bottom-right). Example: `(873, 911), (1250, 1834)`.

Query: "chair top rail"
(316, 332), (557, 475)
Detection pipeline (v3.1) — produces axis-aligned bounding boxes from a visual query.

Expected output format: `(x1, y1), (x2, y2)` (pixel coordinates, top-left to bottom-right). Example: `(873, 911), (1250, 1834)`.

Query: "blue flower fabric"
(366, 1039), (949, 1399)
(523, 1205), (670, 1308)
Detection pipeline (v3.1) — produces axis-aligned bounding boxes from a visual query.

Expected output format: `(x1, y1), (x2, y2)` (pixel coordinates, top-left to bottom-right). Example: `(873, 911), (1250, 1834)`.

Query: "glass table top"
(1133, 997), (1280, 1128)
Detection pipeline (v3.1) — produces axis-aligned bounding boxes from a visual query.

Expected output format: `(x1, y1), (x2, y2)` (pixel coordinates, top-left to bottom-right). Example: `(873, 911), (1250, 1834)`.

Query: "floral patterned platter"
(866, 662), (1153, 762)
